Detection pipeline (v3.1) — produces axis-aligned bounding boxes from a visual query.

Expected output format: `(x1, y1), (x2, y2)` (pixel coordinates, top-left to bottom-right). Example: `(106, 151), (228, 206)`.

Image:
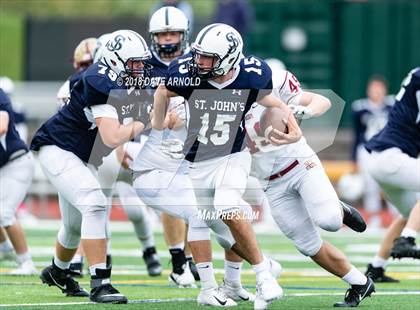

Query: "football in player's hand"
(259, 107), (289, 140)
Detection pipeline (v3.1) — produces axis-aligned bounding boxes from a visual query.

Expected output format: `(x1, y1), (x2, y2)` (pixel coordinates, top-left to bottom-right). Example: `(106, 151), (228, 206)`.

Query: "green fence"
(248, 0), (420, 126)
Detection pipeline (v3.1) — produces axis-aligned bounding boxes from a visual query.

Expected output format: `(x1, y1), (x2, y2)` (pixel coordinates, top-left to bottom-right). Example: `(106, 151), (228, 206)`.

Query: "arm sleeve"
(91, 104), (118, 119)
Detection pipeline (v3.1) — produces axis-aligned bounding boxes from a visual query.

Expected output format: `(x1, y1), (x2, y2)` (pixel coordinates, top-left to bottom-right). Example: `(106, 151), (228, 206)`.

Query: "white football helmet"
(337, 173), (365, 202)
(189, 23), (244, 79)
(0, 76), (14, 95)
(149, 6), (189, 57)
(101, 30), (151, 77)
(73, 37), (97, 70)
(93, 33), (112, 64)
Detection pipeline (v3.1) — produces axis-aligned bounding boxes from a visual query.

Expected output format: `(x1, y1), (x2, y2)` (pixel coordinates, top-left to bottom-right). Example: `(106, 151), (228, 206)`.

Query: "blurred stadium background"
(1, 0), (418, 226)
(0, 0), (419, 308)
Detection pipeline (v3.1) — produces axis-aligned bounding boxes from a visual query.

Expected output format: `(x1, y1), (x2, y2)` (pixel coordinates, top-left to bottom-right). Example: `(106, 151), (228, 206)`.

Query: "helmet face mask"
(188, 48), (223, 80)
(151, 31), (185, 59)
(124, 57), (153, 78)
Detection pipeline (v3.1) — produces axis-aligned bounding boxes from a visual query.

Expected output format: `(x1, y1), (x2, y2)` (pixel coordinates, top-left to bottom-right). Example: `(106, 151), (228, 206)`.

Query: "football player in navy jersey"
(57, 36), (162, 279)
(0, 89), (36, 276)
(145, 6), (200, 284)
(364, 68), (420, 281)
(152, 23), (302, 309)
(30, 30), (152, 303)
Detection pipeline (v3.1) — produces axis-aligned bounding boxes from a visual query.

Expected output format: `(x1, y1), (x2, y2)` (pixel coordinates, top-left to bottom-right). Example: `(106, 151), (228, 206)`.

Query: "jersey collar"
(207, 67), (240, 90)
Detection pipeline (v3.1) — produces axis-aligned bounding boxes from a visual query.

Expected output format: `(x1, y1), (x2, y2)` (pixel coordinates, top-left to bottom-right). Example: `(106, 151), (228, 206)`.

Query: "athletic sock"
(196, 262), (217, 290)
(252, 256), (271, 282)
(89, 263), (107, 276)
(371, 255), (388, 269)
(70, 254), (83, 264)
(224, 260), (242, 284)
(16, 252), (32, 264)
(342, 265), (367, 285)
(401, 228), (417, 239)
(53, 255), (71, 270)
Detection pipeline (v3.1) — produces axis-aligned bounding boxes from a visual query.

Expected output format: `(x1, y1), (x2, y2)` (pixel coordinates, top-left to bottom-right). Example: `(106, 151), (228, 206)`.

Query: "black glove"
(137, 101), (152, 125)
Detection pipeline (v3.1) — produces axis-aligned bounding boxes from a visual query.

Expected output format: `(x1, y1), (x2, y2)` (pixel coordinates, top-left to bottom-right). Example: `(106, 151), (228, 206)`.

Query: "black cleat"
(365, 264), (399, 283)
(90, 267), (127, 303)
(187, 256), (200, 281)
(143, 247), (162, 277)
(334, 277), (375, 307)
(68, 262), (84, 278)
(390, 237), (420, 259)
(40, 263), (89, 297)
(90, 284), (127, 304)
(341, 201), (367, 233)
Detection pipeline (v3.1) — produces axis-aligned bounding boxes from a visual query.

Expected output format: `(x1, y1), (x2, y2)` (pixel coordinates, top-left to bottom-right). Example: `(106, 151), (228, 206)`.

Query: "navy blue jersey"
(0, 89), (27, 167)
(351, 96), (394, 161)
(165, 53), (272, 162)
(69, 69), (85, 90)
(366, 68), (420, 158)
(147, 52), (170, 88)
(31, 62), (148, 166)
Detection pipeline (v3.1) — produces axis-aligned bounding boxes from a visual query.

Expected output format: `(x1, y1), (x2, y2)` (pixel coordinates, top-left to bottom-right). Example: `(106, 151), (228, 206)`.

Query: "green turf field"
(0, 224), (419, 309)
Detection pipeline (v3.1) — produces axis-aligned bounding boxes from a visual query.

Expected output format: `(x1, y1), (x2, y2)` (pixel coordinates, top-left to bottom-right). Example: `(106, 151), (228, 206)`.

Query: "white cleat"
(254, 276), (283, 310)
(8, 260), (37, 276)
(169, 263), (197, 288)
(268, 259), (282, 279)
(0, 249), (16, 262)
(197, 287), (237, 307)
(220, 280), (255, 302)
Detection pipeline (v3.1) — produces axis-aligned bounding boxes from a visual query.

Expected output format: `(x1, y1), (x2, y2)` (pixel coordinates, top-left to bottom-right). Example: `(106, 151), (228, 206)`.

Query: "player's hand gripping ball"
(259, 107), (290, 142)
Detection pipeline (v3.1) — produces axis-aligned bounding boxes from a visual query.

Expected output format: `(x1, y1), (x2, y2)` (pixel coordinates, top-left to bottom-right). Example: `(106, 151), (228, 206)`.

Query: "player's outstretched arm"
(0, 111), (9, 135)
(96, 117), (144, 148)
(295, 91), (331, 118)
(151, 84), (176, 130)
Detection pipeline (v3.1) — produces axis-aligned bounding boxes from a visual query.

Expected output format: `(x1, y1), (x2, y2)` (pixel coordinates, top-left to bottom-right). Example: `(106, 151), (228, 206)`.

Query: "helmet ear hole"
(111, 59), (117, 66)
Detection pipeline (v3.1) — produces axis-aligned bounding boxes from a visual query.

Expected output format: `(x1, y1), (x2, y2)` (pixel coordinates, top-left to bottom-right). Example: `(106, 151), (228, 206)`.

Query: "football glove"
(289, 105), (313, 120)
(137, 101), (153, 125)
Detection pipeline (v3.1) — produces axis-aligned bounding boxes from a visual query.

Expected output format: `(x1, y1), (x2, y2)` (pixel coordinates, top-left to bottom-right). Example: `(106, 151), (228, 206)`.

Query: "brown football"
(259, 107), (289, 139)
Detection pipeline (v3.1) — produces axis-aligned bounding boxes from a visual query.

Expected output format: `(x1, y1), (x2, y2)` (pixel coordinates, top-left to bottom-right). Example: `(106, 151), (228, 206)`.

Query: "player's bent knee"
(317, 214), (342, 232)
(311, 200), (343, 232)
(215, 233), (236, 249)
(57, 225), (81, 249)
(0, 211), (16, 228)
(80, 191), (108, 239)
(295, 236), (323, 257)
(207, 218), (236, 249)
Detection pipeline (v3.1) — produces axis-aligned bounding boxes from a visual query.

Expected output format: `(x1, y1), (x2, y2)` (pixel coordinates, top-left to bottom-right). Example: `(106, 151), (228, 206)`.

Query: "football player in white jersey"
(244, 59), (375, 308)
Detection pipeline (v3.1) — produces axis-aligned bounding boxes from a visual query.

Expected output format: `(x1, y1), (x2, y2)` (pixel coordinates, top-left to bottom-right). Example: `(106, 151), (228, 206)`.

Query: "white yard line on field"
(1, 291), (420, 307)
